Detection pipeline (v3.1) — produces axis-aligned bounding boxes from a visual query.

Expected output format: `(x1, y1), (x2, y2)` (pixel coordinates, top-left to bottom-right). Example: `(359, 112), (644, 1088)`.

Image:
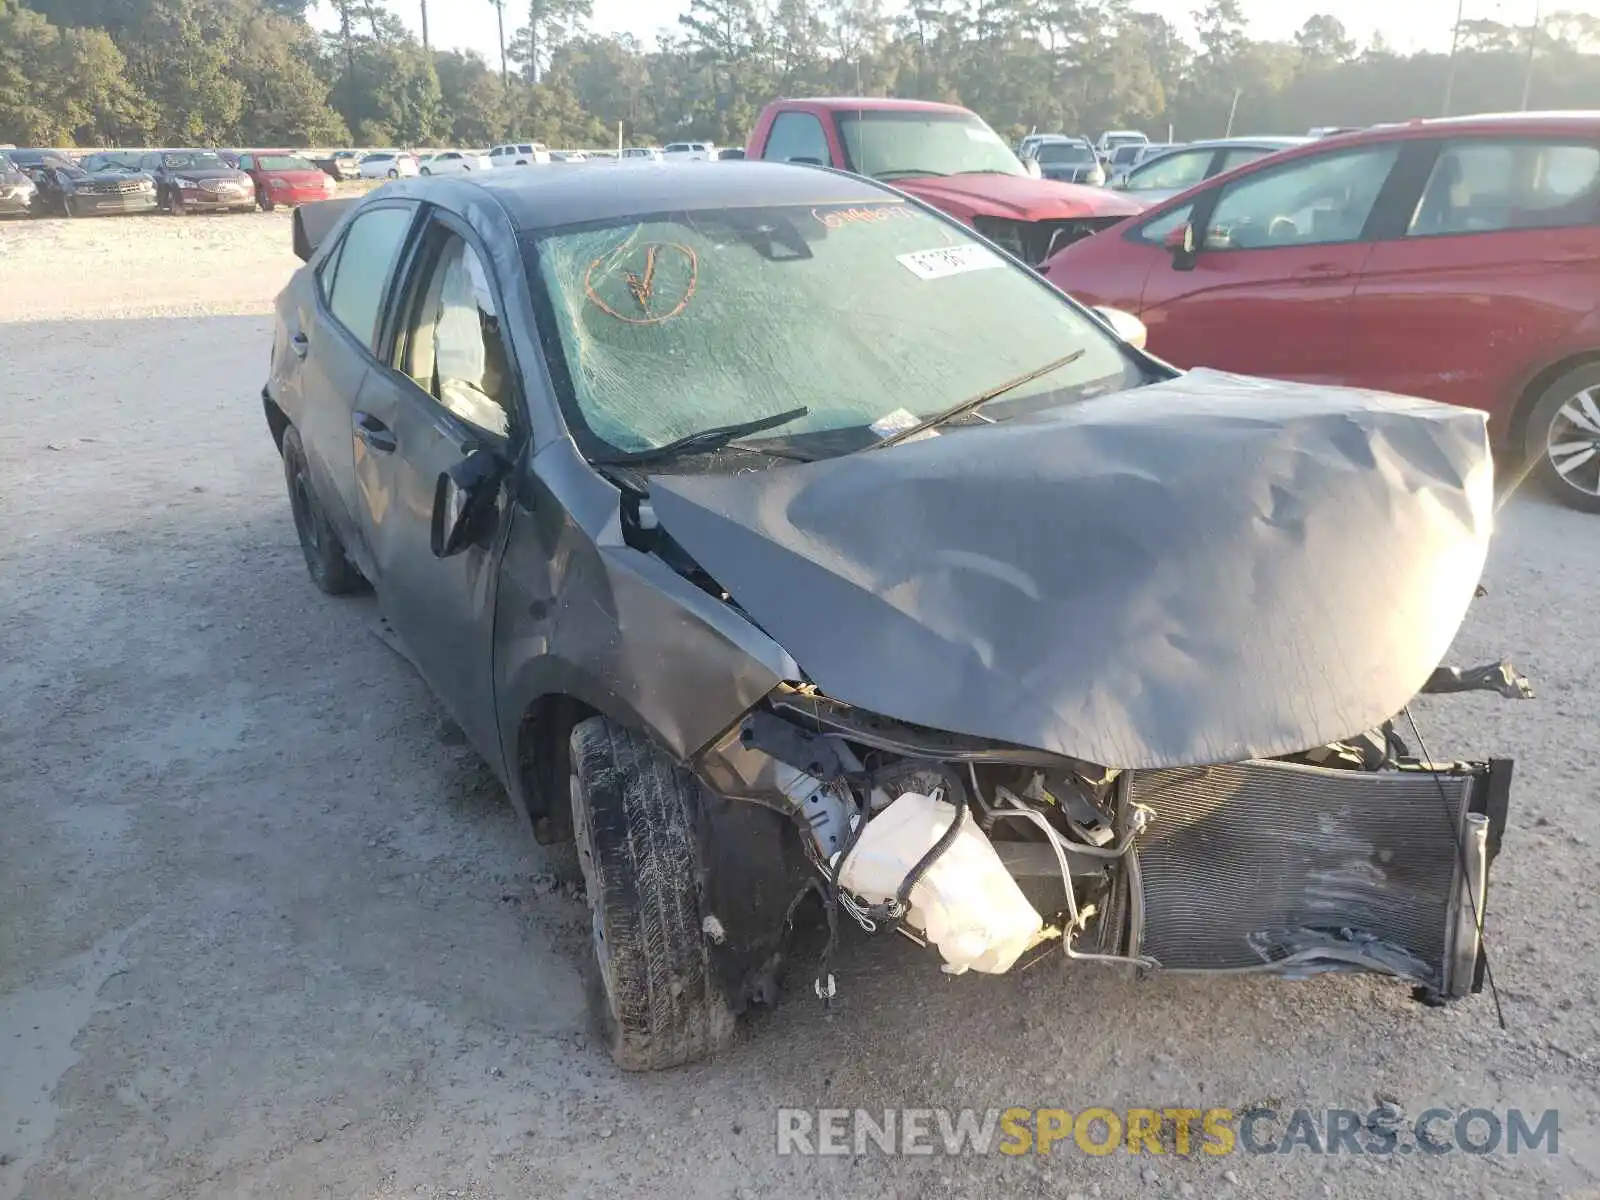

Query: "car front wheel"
(280, 424), (367, 594)
(568, 716), (735, 1071)
(1525, 363), (1600, 513)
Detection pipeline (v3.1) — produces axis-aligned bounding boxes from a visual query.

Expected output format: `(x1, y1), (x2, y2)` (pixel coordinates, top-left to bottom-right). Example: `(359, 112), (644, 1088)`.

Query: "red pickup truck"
(745, 97), (1143, 265)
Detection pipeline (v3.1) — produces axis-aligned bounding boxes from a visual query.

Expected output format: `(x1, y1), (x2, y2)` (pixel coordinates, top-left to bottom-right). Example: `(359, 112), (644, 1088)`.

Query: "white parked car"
(621, 146), (664, 162)
(1094, 130), (1149, 158)
(358, 151), (420, 179)
(419, 150), (492, 175)
(662, 141), (716, 162)
(488, 143), (550, 167)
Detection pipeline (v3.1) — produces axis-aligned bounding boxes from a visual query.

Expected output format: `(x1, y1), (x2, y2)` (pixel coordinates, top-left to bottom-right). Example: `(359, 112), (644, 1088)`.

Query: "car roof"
(386, 159), (899, 234)
(784, 96), (972, 116)
(1158, 136), (1309, 152)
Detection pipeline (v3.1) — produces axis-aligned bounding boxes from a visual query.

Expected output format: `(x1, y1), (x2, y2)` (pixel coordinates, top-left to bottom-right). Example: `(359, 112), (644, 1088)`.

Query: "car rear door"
(1345, 135), (1600, 422)
(294, 200), (420, 572)
(1138, 141), (1404, 382)
(348, 208), (523, 763)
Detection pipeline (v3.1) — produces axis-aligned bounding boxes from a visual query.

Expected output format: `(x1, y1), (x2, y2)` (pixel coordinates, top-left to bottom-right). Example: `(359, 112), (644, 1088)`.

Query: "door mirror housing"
(431, 449), (505, 558)
(1091, 306), (1149, 350)
(1163, 221), (1198, 271)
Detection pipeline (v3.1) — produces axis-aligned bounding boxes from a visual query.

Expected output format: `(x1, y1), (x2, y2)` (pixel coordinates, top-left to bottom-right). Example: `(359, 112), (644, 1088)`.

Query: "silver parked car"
(1111, 137), (1309, 204)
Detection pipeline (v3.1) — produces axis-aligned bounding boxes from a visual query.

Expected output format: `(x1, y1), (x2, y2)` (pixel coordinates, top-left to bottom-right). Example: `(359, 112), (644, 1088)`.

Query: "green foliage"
(5, 0), (1600, 152)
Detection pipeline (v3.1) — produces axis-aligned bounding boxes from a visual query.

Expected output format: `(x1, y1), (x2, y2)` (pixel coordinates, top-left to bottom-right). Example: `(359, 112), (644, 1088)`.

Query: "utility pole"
(1520, 0), (1543, 110)
(490, 0), (508, 87)
(420, 0), (430, 52)
(1441, 0), (1466, 116)
(1224, 88), (1241, 137)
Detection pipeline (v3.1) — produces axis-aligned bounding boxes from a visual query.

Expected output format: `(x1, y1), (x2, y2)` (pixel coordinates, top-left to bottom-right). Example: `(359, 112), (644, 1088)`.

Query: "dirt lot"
(1, 208), (1597, 1200)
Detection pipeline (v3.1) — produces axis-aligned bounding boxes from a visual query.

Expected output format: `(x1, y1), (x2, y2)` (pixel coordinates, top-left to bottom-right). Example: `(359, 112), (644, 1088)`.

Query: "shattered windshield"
(526, 200), (1140, 460)
(836, 110), (1027, 180)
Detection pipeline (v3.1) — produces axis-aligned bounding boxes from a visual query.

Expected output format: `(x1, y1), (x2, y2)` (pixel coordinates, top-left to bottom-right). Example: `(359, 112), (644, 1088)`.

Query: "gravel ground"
(1, 209), (1597, 1200)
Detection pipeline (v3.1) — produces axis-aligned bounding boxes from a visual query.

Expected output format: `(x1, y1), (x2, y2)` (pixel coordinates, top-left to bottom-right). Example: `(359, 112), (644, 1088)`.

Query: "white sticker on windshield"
(896, 244), (1003, 281)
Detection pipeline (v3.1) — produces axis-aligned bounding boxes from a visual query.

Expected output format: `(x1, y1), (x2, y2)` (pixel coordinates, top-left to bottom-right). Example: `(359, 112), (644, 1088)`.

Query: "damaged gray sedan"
(264, 161), (1522, 1071)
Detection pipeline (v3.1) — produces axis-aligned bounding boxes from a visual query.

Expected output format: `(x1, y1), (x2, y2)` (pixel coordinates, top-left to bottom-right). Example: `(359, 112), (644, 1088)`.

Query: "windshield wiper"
(870, 350), (1087, 450)
(590, 406), (810, 466)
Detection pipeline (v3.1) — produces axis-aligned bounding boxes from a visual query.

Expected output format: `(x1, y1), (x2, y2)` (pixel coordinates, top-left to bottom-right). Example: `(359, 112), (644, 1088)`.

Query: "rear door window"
(1408, 139), (1600, 235)
(1217, 146), (1279, 173)
(323, 205), (416, 351)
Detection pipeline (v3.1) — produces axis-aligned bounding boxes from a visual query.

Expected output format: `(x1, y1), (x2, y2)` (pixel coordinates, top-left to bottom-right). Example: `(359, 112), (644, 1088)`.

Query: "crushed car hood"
(649, 370), (1495, 769)
(895, 173), (1143, 221)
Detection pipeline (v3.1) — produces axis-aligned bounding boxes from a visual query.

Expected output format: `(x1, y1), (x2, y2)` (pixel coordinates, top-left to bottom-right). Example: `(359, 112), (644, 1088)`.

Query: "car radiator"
(1127, 759), (1497, 995)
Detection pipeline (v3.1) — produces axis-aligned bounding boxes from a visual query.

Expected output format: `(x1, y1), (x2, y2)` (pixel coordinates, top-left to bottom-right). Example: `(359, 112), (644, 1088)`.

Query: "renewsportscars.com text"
(775, 1106), (1560, 1158)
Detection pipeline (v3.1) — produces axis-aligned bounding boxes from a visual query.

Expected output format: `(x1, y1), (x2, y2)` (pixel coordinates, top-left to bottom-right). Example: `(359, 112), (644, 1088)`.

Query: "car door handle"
(289, 332), (308, 359)
(1293, 264), (1351, 282)
(353, 412), (396, 454)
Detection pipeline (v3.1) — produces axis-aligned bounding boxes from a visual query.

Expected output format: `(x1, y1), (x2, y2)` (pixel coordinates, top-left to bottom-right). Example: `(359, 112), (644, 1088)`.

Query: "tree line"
(3, 0), (1599, 151)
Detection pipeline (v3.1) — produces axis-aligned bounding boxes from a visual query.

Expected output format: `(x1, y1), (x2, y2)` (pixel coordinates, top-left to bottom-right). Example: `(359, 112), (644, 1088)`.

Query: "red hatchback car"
(1045, 113), (1600, 511)
(237, 151), (337, 211)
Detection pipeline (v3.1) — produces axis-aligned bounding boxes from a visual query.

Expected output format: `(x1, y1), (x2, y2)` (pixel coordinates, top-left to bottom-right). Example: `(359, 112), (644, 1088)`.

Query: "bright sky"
(373, 0), (1566, 62)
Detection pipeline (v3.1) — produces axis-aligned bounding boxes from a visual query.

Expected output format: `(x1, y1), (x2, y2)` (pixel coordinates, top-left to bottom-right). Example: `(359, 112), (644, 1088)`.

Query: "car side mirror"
(431, 449), (505, 558)
(1022, 157), (1043, 179)
(1092, 306), (1149, 350)
(1163, 222), (1198, 271)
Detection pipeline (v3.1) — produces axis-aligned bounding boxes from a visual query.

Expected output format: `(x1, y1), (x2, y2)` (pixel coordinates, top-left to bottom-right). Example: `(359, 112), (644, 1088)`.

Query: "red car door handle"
(1293, 264), (1351, 282)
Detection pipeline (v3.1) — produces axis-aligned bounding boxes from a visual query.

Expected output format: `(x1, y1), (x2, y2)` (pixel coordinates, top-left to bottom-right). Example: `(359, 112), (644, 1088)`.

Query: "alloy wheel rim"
(1546, 385), (1600, 497)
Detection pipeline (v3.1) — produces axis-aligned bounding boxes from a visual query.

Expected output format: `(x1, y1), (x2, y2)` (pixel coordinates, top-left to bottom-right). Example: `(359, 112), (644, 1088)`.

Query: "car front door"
(296, 201), (419, 572)
(350, 211), (521, 763)
(1345, 136), (1600, 422)
(1138, 141), (1403, 383)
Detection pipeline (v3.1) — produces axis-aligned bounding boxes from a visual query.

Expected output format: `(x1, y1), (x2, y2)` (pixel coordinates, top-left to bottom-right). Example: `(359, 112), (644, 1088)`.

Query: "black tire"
(387, 168), (399, 178)
(419, 167), (431, 176)
(569, 716), (735, 1071)
(1522, 362), (1600, 514)
(280, 424), (367, 594)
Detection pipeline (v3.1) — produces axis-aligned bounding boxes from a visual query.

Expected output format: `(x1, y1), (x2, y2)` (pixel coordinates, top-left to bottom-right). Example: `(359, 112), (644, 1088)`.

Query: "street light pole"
(1441, 0), (1466, 116)
(1521, 0), (1544, 110)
